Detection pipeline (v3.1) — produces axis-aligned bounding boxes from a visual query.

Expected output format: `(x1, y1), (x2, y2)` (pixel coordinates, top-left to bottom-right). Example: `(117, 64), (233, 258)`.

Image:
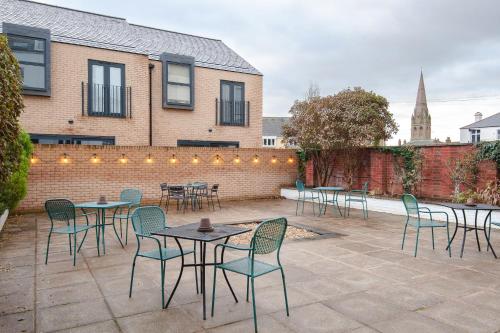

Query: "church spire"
(415, 70), (427, 109)
(410, 70), (432, 142)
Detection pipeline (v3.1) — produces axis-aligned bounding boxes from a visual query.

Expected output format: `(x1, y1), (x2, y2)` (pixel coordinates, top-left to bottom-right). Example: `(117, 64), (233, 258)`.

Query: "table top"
(75, 201), (131, 209)
(436, 202), (500, 211)
(168, 183), (207, 188)
(153, 222), (251, 242)
(313, 186), (345, 191)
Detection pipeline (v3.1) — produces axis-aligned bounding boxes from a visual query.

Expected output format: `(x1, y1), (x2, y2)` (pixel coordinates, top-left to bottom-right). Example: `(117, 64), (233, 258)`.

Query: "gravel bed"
(230, 222), (318, 244)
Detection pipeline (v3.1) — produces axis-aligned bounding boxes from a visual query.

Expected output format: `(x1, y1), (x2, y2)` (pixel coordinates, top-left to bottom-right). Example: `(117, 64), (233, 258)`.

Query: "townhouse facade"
(0, 0), (263, 148)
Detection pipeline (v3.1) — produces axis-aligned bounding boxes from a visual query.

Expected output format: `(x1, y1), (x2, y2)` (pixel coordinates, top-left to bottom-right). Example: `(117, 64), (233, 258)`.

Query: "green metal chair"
(295, 179), (319, 215)
(344, 181), (369, 219)
(401, 194), (451, 257)
(129, 206), (196, 308)
(111, 188), (142, 245)
(211, 217), (289, 333)
(45, 199), (99, 266)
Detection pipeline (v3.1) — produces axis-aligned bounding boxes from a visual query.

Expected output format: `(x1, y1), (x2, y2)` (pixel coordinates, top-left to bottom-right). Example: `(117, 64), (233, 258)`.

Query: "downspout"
(148, 63), (155, 146)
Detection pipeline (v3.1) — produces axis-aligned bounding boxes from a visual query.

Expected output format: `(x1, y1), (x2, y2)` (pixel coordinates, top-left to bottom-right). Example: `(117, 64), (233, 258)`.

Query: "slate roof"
(461, 112), (500, 129)
(263, 117), (289, 136)
(0, 0), (261, 75)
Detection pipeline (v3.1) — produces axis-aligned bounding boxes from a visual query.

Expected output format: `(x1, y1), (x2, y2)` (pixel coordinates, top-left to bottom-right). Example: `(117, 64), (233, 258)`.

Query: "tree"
(283, 86), (398, 186)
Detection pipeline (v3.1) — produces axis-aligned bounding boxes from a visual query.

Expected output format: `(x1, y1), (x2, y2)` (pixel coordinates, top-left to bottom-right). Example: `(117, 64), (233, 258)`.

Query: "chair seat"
(217, 257), (280, 277)
(112, 214), (130, 219)
(138, 247), (194, 260)
(53, 224), (96, 234)
(345, 197), (366, 202)
(408, 219), (446, 228)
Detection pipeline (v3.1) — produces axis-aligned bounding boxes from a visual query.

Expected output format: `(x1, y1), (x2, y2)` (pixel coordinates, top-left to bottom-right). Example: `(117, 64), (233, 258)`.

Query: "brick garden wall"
(18, 145), (297, 212)
(305, 144), (498, 200)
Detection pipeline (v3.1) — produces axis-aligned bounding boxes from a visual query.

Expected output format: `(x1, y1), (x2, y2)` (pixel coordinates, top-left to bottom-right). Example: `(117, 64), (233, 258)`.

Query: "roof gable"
(461, 112), (500, 129)
(263, 117), (289, 136)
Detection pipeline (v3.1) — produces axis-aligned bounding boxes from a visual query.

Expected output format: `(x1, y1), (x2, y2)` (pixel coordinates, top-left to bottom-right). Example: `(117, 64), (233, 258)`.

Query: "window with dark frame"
(88, 60), (125, 117)
(161, 53), (194, 109)
(471, 129), (481, 143)
(30, 134), (115, 145)
(4, 23), (51, 96)
(220, 80), (245, 126)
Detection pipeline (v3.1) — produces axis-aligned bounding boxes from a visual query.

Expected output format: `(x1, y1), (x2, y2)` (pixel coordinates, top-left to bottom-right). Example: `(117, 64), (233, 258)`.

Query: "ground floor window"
(263, 136), (277, 147)
(30, 134), (115, 145)
(177, 140), (239, 148)
(470, 129), (480, 143)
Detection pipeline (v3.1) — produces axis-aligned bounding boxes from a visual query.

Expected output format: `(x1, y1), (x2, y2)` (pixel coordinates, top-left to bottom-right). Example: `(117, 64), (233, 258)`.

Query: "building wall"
(460, 127), (500, 143)
(18, 145), (297, 212)
(19, 42), (263, 147)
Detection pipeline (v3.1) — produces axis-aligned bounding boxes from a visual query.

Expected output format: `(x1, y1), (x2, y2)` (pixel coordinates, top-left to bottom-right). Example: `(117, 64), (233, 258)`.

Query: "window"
(4, 23), (51, 95)
(471, 129), (481, 143)
(263, 136), (277, 147)
(497, 129), (500, 140)
(177, 140), (239, 148)
(220, 81), (245, 126)
(161, 53), (194, 109)
(88, 60), (125, 117)
(30, 134), (115, 145)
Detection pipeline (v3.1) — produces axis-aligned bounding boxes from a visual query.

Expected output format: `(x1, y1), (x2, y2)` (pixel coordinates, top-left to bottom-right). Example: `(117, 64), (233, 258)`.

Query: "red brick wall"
(19, 145), (298, 212)
(306, 144), (498, 200)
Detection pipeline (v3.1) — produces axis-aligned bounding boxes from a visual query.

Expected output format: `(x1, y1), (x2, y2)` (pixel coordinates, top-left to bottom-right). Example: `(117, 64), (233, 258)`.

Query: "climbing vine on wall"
(476, 141), (500, 169)
(380, 146), (423, 194)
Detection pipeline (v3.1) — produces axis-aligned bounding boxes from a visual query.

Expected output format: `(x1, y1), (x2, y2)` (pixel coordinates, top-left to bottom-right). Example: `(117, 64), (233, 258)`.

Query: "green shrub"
(0, 131), (33, 213)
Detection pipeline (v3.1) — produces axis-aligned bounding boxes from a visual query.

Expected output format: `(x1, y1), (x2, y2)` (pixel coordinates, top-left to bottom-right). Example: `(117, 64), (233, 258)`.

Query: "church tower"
(410, 71), (431, 141)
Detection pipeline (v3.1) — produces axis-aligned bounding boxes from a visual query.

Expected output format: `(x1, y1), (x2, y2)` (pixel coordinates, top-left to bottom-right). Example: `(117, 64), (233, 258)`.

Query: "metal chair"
(200, 184), (220, 210)
(211, 217), (289, 333)
(159, 183), (168, 207)
(129, 206), (197, 308)
(344, 181), (369, 219)
(295, 179), (319, 215)
(111, 189), (142, 245)
(45, 199), (99, 266)
(401, 194), (451, 257)
(166, 185), (187, 213)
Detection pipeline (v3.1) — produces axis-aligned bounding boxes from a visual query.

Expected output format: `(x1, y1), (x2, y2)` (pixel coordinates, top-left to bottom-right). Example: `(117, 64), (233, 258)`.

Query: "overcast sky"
(39, 0), (500, 144)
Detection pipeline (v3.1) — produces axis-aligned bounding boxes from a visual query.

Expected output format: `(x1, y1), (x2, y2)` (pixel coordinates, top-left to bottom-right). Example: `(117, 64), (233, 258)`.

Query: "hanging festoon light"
(91, 153), (98, 163)
(271, 156), (277, 164)
(233, 155), (241, 164)
(288, 156), (294, 164)
(146, 153), (153, 163)
(214, 154), (221, 164)
(192, 154), (199, 164)
(253, 154), (259, 163)
(62, 153), (69, 164)
(120, 153), (127, 163)
(30, 153), (36, 164)
(170, 154), (177, 163)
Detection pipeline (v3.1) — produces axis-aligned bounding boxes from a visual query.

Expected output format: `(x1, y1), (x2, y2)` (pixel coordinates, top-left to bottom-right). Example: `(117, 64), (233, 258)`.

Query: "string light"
(30, 153), (36, 164)
(170, 154), (177, 163)
(253, 155), (259, 163)
(192, 154), (199, 164)
(62, 153), (69, 164)
(288, 156), (294, 163)
(120, 154), (127, 163)
(146, 153), (153, 163)
(215, 154), (221, 164)
(92, 154), (98, 163)
(234, 155), (241, 164)
(271, 156), (277, 164)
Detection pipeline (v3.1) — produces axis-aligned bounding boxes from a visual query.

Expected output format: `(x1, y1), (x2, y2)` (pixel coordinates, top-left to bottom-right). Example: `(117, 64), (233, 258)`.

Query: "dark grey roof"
(0, 0), (261, 75)
(263, 117), (289, 136)
(461, 112), (500, 129)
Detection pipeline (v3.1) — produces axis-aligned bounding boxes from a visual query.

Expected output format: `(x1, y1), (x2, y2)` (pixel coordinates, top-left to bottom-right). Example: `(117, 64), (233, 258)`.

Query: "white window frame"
(263, 136), (277, 147)
(470, 129), (481, 143)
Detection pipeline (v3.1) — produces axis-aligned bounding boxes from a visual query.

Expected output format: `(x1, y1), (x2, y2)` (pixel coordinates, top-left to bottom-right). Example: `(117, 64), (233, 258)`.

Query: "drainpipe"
(148, 63), (155, 146)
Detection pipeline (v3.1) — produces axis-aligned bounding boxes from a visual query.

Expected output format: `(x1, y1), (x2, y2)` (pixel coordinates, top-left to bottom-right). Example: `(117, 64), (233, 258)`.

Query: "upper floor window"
(220, 80), (245, 126)
(88, 60), (125, 117)
(263, 136), (276, 147)
(4, 23), (51, 96)
(471, 129), (480, 143)
(161, 53), (194, 109)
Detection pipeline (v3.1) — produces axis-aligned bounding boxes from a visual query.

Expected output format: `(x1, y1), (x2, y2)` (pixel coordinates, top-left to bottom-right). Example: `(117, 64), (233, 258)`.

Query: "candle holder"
(97, 195), (108, 205)
(197, 218), (214, 232)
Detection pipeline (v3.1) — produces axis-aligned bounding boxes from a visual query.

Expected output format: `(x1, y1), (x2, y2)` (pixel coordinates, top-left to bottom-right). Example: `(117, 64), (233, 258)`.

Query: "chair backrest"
(131, 206), (166, 236)
(160, 183), (168, 191)
(120, 188), (142, 206)
(362, 181), (369, 193)
(295, 179), (305, 192)
(402, 194), (419, 216)
(251, 217), (288, 255)
(211, 184), (219, 192)
(169, 186), (185, 196)
(45, 199), (76, 225)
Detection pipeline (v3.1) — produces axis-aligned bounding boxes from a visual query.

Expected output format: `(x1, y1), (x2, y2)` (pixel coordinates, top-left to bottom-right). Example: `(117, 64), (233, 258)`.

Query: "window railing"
(215, 98), (250, 126)
(81, 82), (132, 118)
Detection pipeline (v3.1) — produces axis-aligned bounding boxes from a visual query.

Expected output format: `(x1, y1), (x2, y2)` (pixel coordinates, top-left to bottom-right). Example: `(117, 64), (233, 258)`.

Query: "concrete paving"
(1, 199), (500, 332)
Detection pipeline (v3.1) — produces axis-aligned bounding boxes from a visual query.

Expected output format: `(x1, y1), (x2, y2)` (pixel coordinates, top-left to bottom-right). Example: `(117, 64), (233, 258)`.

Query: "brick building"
(0, 0), (263, 148)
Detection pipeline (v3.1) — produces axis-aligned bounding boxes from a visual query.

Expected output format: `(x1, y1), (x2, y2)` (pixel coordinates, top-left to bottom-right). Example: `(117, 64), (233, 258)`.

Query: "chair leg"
(194, 241), (199, 294)
(73, 233), (77, 266)
(414, 227), (420, 257)
(365, 199), (368, 218)
(295, 198), (299, 216)
(246, 276), (250, 302)
(77, 230), (89, 253)
(211, 266), (217, 317)
(401, 219), (408, 250)
(119, 218), (123, 238)
(160, 260), (166, 307)
(125, 219), (129, 245)
(280, 267), (289, 316)
(129, 254), (138, 298)
(251, 277), (258, 333)
(216, 193), (221, 209)
(68, 234), (72, 255)
(446, 222), (452, 257)
(45, 231), (52, 264)
(95, 226), (100, 256)
(431, 227), (435, 250)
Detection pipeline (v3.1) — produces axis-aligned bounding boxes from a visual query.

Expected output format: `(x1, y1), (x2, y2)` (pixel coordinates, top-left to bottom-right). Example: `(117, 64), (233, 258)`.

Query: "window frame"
(161, 52), (195, 110)
(470, 129), (481, 143)
(3, 23), (51, 96)
(87, 59), (126, 118)
(497, 129), (500, 140)
(30, 133), (115, 145)
(263, 136), (277, 147)
(220, 80), (246, 126)
(177, 140), (239, 148)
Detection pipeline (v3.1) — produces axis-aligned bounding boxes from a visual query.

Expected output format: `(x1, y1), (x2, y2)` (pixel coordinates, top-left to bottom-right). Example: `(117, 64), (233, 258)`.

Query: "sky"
(38, 0), (500, 144)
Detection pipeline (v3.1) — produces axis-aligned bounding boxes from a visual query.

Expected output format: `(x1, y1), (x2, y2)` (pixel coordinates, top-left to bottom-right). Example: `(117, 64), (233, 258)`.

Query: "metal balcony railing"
(215, 98), (250, 127)
(81, 82), (132, 118)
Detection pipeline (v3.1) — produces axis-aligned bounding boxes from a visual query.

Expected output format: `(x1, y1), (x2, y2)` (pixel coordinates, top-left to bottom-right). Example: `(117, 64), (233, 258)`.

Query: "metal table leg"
(221, 236), (238, 303)
(474, 210), (481, 252)
(460, 209), (467, 258)
(447, 209), (459, 251)
(483, 210), (497, 259)
(202, 241), (207, 320)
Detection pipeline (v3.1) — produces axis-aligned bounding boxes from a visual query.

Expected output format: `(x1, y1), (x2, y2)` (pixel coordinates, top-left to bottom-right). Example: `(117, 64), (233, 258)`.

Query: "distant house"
(262, 117), (292, 148)
(460, 112), (500, 143)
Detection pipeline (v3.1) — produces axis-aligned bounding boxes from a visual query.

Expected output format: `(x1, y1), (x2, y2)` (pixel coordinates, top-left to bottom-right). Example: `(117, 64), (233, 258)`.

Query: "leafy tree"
(283, 86), (398, 186)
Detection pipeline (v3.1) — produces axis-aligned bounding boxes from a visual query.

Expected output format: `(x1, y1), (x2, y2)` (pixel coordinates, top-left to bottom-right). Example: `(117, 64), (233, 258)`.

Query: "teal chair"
(401, 194), (451, 257)
(111, 188), (142, 245)
(129, 206), (196, 308)
(45, 199), (99, 266)
(295, 179), (319, 215)
(211, 217), (289, 333)
(344, 181), (369, 219)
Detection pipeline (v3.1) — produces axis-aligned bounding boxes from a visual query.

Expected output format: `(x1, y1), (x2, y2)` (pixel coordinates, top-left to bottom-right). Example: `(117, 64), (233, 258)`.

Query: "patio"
(2, 199), (500, 333)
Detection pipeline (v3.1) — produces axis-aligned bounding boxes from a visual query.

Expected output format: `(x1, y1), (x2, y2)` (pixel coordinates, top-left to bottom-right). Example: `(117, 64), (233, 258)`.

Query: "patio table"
(153, 222), (251, 319)
(314, 186), (345, 217)
(168, 183), (207, 211)
(75, 201), (131, 254)
(436, 202), (500, 258)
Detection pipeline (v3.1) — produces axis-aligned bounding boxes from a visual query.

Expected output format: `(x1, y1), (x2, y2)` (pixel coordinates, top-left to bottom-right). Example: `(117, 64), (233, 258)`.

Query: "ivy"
(379, 146), (423, 193)
(296, 150), (309, 181)
(476, 141), (500, 168)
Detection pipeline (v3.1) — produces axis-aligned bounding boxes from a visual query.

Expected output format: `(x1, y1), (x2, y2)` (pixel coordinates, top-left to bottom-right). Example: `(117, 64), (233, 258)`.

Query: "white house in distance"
(460, 112), (500, 143)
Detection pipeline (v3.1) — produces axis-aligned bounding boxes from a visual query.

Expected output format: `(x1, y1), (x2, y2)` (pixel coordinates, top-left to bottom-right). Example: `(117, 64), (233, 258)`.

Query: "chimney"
(474, 112), (483, 122)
